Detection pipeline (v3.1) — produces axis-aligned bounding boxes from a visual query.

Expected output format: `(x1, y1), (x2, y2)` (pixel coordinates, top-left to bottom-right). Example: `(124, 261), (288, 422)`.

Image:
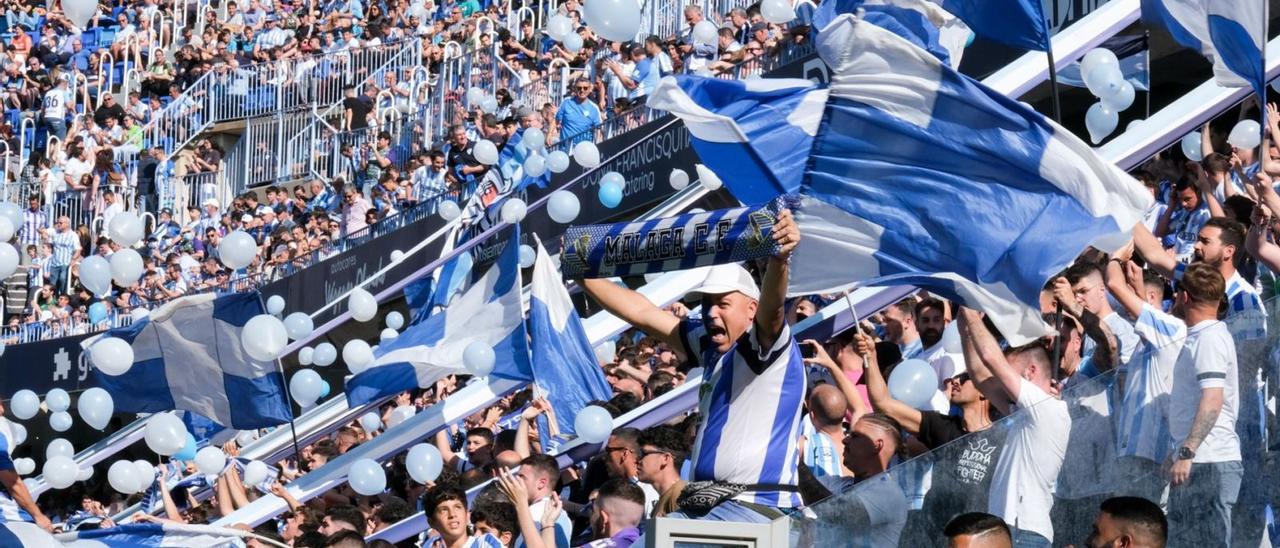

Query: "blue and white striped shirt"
(1175, 265), (1267, 341)
(1115, 303), (1184, 462)
(0, 419), (32, 523)
(19, 209), (45, 248)
(1165, 205), (1211, 261)
(49, 230), (79, 267)
(800, 416), (843, 478)
(680, 319), (805, 509)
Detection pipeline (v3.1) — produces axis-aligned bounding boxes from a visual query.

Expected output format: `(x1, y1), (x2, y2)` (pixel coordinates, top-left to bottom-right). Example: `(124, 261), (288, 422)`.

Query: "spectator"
(943, 512), (1013, 548)
(555, 77), (602, 146)
(424, 486), (505, 547)
(42, 215), (79, 291)
(601, 427), (659, 514)
(41, 74), (70, 141)
(1085, 497), (1167, 548)
(635, 426), (688, 518)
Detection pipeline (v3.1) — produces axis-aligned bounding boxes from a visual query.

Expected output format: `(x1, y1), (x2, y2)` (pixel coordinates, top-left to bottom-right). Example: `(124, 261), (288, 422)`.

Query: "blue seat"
(6, 109), (20, 128)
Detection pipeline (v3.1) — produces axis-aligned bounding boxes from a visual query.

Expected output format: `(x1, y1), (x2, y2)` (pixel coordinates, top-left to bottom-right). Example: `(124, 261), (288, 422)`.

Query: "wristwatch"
(1176, 446), (1196, 461)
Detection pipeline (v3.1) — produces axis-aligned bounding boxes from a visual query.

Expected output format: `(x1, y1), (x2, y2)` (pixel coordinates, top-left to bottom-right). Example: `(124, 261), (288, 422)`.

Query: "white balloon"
(669, 168), (689, 190)
(77, 465), (93, 481)
(692, 20), (718, 44)
(695, 164), (723, 190)
(289, 369), (325, 406)
(0, 217), (12, 242)
(462, 341), (496, 376)
(941, 322), (963, 354)
(501, 198), (527, 224)
(439, 200), (462, 221)
(1101, 80), (1135, 112)
(1126, 119), (1146, 133)
(582, 0), (641, 41)
(594, 339), (616, 364)
(522, 128), (546, 151)
(481, 96), (499, 115)
(61, 0), (97, 28)
(574, 405), (613, 444)
(385, 312), (405, 330)
(266, 295), (286, 315)
(131, 308), (150, 321)
(144, 414), (188, 456)
(313, 343), (338, 366)
(43, 456), (78, 489)
(241, 314), (288, 362)
(573, 141), (601, 168)
(243, 460), (270, 487)
(387, 405), (415, 428)
(343, 339), (374, 374)
(548, 190), (580, 224)
(10, 390), (38, 420)
(1228, 120), (1262, 150)
(195, 446), (227, 476)
(563, 32), (584, 52)
(1084, 63), (1124, 100)
(348, 288), (378, 322)
(91, 337), (135, 375)
(109, 460), (140, 494)
(474, 140), (499, 166)
(45, 389), (70, 412)
(109, 248), (144, 286)
(49, 411), (73, 432)
(380, 328), (398, 342)
(133, 460), (155, 491)
(236, 430), (260, 447)
(14, 458), (34, 475)
(298, 346), (314, 366)
(466, 87), (486, 105)
(1181, 131), (1204, 161)
(0, 204), (18, 233)
(348, 458), (387, 496)
(0, 243), (13, 280)
(1080, 48), (1120, 90)
(546, 151), (571, 173)
(46, 438), (74, 460)
(10, 423), (25, 446)
(359, 412), (382, 433)
(519, 245), (536, 268)
(79, 255), (113, 296)
(283, 312), (314, 341)
(406, 443), (444, 484)
(390, 249), (405, 263)
(107, 211), (144, 247)
(760, 0), (795, 23)
(77, 387), (114, 430)
(547, 14), (573, 41)
(524, 154), (547, 178)
(1084, 102), (1119, 144)
(219, 231), (258, 270)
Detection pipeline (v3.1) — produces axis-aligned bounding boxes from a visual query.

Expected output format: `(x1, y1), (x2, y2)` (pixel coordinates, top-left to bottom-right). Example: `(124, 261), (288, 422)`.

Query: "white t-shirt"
(988, 379), (1070, 541)
(1168, 319), (1241, 463)
(516, 496), (571, 548)
(43, 87), (70, 119)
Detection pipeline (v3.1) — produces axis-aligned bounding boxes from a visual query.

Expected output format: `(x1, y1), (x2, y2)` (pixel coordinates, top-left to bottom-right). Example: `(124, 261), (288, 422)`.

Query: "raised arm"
(957, 308), (1016, 414)
(1133, 222), (1177, 279)
(755, 209), (800, 350)
(1246, 204), (1280, 272)
(854, 333), (922, 433)
(1105, 258), (1145, 319)
(1051, 276), (1118, 373)
(434, 429), (462, 469)
(801, 339), (869, 424)
(578, 278), (682, 351)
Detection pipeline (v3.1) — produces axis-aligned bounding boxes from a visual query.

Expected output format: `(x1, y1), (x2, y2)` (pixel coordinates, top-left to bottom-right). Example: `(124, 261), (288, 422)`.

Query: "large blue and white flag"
(650, 14), (1150, 344)
(0, 522), (58, 546)
(529, 242), (613, 439)
(940, 0), (1049, 51)
(1142, 0), (1265, 95)
(346, 227), (532, 406)
(813, 0), (971, 68)
(56, 523), (283, 547)
(84, 293), (293, 430)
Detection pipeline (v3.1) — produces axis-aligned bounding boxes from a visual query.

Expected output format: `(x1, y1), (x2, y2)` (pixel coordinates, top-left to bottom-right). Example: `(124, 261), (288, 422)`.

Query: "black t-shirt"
(343, 96), (373, 129)
(917, 411), (1005, 532)
(93, 103), (125, 126)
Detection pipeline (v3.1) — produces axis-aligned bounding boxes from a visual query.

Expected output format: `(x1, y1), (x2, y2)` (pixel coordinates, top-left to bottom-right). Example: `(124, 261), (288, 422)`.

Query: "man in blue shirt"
(555, 77), (602, 146)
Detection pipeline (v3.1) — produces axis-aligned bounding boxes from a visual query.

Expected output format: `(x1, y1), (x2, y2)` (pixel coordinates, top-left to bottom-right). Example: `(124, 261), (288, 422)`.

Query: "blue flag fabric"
(1142, 0), (1265, 96)
(650, 13), (1151, 344)
(84, 293), (293, 430)
(55, 523), (266, 546)
(940, 0), (1049, 51)
(813, 0), (971, 68)
(346, 227), (532, 407)
(529, 242), (613, 439)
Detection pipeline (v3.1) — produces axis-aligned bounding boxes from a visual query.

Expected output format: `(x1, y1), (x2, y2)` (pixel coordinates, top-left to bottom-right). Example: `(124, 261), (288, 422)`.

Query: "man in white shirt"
(959, 307), (1071, 546)
(513, 454), (571, 548)
(100, 190), (124, 229)
(1164, 263), (1242, 546)
(42, 76), (71, 141)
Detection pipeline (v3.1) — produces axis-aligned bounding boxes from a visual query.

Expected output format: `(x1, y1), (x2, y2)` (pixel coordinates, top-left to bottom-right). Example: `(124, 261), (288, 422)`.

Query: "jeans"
(1167, 460), (1243, 548)
(43, 117), (66, 142)
(48, 264), (68, 292)
(1010, 527), (1051, 548)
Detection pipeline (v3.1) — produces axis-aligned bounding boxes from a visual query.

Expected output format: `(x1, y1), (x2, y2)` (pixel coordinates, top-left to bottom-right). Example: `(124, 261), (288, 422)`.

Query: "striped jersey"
(19, 209), (45, 248)
(49, 230), (79, 267)
(426, 533), (505, 548)
(1165, 205), (1210, 261)
(1174, 264), (1267, 341)
(0, 419), (32, 523)
(1114, 304), (1183, 462)
(680, 319), (806, 508)
(899, 338), (922, 361)
(800, 416), (844, 478)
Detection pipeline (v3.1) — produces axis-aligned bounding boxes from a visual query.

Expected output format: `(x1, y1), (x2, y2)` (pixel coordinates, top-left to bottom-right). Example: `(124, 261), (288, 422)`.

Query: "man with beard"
(579, 210), (803, 522)
(882, 299), (923, 359)
(914, 297), (966, 385)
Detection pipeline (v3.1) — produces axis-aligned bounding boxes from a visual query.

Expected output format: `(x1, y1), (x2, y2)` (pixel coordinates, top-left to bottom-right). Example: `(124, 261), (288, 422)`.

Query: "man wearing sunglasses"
(555, 77), (602, 146)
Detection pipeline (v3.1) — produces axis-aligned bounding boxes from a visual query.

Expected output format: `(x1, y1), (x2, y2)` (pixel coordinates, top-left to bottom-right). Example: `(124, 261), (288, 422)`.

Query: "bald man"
(801, 384), (850, 478)
(494, 450), (523, 470)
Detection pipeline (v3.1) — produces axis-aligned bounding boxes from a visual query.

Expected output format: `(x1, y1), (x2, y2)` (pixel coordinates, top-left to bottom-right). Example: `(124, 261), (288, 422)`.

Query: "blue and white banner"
(813, 0), (971, 68)
(1142, 0), (1265, 95)
(84, 293), (293, 430)
(530, 242), (613, 440)
(651, 13), (1150, 345)
(940, 0), (1049, 51)
(345, 227), (532, 407)
(560, 201), (784, 280)
(56, 523), (284, 547)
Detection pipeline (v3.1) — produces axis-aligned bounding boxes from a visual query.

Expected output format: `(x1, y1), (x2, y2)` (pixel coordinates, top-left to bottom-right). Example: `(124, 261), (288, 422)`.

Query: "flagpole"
(1046, 47), (1063, 122)
(257, 294), (304, 461)
(1144, 31), (1151, 119)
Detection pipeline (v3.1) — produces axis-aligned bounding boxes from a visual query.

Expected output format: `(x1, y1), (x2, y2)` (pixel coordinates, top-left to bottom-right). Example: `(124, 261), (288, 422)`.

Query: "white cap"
(240, 214), (254, 223)
(203, 198), (219, 208)
(691, 263), (760, 301)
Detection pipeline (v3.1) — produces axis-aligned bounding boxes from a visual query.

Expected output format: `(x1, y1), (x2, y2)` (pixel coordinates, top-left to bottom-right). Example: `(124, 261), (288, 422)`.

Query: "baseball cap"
(240, 214), (254, 223)
(203, 198), (219, 208)
(690, 263), (759, 301)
